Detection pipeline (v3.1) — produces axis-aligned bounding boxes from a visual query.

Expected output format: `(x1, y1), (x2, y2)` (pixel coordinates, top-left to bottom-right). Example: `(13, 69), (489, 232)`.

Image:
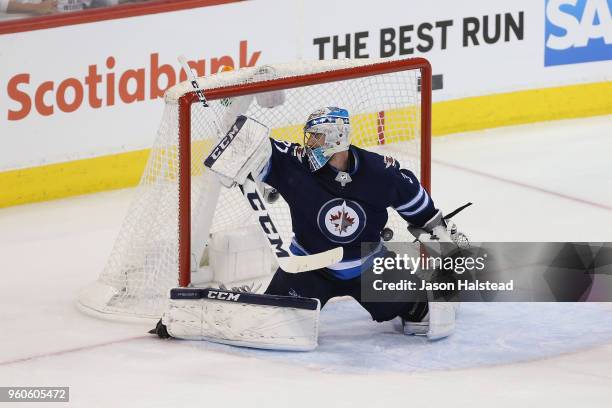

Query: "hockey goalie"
(151, 106), (464, 351)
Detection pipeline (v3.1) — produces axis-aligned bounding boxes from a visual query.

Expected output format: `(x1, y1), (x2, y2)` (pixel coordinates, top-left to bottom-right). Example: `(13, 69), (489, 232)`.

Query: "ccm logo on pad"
(207, 291), (241, 301)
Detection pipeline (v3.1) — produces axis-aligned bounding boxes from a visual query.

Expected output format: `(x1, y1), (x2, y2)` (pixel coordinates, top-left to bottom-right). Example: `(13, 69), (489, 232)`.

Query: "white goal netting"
(77, 58), (429, 321)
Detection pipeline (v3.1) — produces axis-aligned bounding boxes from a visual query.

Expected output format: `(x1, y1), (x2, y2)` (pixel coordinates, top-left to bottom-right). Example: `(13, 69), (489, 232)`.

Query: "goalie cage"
(76, 57), (432, 322)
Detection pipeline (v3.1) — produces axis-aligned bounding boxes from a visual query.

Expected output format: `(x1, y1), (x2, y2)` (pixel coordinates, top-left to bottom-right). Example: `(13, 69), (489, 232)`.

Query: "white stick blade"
(277, 247), (343, 273)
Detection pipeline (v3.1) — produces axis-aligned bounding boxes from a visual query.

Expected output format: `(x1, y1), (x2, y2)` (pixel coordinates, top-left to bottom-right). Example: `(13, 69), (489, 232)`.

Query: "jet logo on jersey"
(330, 209), (355, 233)
(317, 198), (367, 243)
(545, 0), (612, 66)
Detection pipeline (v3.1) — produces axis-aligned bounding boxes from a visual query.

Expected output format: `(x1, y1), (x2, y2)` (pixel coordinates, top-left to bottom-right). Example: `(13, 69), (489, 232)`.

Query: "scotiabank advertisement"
(1, 0), (610, 171)
(0, 1), (294, 170)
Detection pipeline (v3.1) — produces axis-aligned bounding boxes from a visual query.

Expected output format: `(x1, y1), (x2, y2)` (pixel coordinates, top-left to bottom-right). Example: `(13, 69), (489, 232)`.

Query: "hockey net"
(77, 58), (431, 321)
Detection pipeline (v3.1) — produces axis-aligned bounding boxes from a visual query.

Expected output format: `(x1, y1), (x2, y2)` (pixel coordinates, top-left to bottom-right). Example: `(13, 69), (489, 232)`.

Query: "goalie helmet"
(303, 107), (351, 171)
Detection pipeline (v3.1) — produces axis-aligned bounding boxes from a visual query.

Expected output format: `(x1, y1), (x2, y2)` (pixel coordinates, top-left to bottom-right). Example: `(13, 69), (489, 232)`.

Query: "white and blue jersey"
(260, 139), (436, 280)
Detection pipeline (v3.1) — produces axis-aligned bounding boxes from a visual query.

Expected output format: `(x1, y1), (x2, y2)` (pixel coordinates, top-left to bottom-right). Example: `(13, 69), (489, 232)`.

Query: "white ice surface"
(1, 115), (612, 407)
(219, 301), (612, 373)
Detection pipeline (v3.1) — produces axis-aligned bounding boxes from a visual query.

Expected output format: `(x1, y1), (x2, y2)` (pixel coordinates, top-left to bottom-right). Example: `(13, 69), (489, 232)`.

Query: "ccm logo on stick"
(207, 291), (241, 301)
(545, 0), (612, 66)
(244, 188), (290, 258)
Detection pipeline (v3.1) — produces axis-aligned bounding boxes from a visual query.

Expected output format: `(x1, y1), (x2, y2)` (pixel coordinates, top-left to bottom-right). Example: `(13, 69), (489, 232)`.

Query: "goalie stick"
(178, 56), (343, 274)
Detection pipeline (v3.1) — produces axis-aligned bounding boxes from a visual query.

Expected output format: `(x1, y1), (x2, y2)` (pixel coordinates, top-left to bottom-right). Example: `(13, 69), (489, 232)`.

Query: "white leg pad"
(402, 302), (460, 340)
(162, 288), (320, 351)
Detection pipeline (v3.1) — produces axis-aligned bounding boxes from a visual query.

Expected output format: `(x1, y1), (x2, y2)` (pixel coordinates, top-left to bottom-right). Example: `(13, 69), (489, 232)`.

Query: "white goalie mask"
(303, 107), (351, 172)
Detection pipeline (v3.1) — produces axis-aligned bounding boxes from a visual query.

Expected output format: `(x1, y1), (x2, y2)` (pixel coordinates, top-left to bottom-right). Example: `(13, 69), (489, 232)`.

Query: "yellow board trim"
(0, 150), (149, 208)
(1, 81), (610, 208)
(433, 81), (612, 136)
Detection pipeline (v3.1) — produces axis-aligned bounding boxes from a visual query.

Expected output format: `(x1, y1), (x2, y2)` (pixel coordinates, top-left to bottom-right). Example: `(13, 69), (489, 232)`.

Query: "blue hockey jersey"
(260, 139), (436, 279)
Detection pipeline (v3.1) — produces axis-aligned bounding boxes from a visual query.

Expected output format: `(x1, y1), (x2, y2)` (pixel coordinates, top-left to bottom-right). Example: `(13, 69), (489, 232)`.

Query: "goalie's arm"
(388, 167), (462, 244)
(390, 168), (437, 228)
(258, 139), (308, 195)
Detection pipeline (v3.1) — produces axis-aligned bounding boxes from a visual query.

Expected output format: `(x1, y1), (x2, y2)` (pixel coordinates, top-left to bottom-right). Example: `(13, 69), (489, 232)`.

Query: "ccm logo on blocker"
(545, 0), (612, 66)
